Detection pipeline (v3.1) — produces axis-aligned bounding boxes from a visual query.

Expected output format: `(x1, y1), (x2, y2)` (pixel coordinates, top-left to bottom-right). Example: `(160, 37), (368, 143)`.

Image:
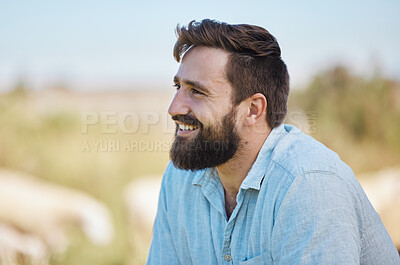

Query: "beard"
(169, 109), (240, 171)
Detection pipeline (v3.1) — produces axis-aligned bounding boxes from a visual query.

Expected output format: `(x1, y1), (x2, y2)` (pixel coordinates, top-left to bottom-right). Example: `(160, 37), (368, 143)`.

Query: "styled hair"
(174, 19), (290, 128)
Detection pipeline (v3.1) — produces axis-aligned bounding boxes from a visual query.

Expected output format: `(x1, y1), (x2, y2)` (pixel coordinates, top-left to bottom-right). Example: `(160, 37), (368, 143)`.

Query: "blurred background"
(0, 0), (399, 264)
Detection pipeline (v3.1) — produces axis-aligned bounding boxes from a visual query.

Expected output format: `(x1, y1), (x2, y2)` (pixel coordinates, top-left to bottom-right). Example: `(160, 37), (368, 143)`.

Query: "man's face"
(168, 46), (241, 170)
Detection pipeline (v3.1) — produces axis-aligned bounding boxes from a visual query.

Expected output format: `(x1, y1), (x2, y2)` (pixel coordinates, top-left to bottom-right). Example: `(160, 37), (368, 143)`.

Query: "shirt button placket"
(223, 221), (234, 263)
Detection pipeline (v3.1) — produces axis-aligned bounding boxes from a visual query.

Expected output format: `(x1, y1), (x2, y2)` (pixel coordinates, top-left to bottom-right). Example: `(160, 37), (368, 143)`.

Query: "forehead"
(175, 46), (230, 92)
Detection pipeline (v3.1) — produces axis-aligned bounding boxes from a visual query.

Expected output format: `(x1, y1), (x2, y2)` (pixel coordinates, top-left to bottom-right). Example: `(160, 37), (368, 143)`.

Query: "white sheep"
(357, 167), (400, 249)
(0, 221), (48, 265)
(124, 176), (162, 262)
(358, 167), (400, 211)
(0, 169), (114, 264)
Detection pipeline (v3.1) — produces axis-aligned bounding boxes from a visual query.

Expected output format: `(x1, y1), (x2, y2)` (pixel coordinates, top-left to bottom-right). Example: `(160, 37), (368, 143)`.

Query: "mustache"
(171, 114), (202, 126)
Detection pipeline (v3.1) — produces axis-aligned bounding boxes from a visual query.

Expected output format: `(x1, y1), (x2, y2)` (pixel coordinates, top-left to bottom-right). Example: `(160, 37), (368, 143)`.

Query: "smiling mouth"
(178, 123), (200, 131)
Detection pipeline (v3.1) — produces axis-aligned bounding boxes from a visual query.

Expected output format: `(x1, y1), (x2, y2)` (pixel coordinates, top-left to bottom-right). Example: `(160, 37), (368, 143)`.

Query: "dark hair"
(174, 19), (290, 128)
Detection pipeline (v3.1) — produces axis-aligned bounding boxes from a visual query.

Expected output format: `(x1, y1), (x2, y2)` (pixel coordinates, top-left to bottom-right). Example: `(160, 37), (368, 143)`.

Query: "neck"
(216, 128), (271, 196)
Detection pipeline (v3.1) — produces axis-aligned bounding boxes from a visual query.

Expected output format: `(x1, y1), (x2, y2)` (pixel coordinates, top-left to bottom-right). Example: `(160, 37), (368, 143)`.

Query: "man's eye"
(173, 84), (181, 90)
(191, 88), (204, 95)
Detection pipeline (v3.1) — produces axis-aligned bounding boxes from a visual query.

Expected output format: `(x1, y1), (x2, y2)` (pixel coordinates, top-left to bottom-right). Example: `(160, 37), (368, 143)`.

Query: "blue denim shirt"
(147, 124), (399, 264)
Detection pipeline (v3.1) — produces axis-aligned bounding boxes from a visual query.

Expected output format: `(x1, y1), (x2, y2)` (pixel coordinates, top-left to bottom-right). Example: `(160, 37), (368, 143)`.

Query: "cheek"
(196, 111), (221, 127)
(188, 102), (210, 125)
(191, 97), (233, 126)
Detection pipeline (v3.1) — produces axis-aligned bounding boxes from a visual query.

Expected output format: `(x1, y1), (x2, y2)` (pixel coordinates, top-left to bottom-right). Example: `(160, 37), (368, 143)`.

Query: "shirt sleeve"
(270, 171), (362, 264)
(147, 166), (181, 265)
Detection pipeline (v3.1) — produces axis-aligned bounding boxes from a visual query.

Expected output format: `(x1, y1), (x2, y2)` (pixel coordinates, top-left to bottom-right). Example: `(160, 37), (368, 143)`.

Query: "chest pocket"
(239, 250), (272, 265)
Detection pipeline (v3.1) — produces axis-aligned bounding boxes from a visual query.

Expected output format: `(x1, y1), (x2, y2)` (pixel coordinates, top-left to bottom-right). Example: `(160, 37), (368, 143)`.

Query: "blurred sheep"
(0, 169), (114, 264)
(358, 167), (400, 211)
(124, 176), (161, 262)
(0, 221), (47, 265)
(357, 167), (400, 251)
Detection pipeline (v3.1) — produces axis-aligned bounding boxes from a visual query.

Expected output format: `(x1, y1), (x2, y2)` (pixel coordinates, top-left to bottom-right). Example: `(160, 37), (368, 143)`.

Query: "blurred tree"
(9, 74), (30, 98)
(289, 66), (400, 172)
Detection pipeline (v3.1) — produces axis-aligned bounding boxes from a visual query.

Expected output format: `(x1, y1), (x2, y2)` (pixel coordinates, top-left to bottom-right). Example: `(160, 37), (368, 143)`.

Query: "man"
(147, 19), (399, 264)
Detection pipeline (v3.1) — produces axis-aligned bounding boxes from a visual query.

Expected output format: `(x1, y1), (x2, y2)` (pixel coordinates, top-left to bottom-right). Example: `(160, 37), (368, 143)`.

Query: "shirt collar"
(192, 167), (216, 186)
(240, 124), (285, 190)
(192, 124), (286, 190)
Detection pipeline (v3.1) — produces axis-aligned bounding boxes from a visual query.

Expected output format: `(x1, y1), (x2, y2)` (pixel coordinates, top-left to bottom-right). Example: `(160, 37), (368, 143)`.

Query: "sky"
(0, 0), (399, 91)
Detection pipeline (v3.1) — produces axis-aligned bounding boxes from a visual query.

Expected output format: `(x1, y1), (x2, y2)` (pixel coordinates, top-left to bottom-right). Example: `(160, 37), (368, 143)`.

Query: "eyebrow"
(174, 76), (211, 94)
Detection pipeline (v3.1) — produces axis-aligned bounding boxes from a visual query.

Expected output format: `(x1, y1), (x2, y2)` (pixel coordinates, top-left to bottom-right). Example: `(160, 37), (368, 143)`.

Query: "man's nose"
(168, 90), (190, 117)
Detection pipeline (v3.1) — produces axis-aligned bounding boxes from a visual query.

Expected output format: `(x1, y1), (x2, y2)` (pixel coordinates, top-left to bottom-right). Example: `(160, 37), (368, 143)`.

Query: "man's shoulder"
(270, 124), (351, 178)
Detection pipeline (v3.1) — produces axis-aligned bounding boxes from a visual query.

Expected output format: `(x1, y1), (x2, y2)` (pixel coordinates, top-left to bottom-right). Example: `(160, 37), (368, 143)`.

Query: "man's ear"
(244, 93), (267, 127)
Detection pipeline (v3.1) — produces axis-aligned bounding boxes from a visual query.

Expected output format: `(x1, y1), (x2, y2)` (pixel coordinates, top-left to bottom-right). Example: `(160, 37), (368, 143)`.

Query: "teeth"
(178, 124), (198, 131)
